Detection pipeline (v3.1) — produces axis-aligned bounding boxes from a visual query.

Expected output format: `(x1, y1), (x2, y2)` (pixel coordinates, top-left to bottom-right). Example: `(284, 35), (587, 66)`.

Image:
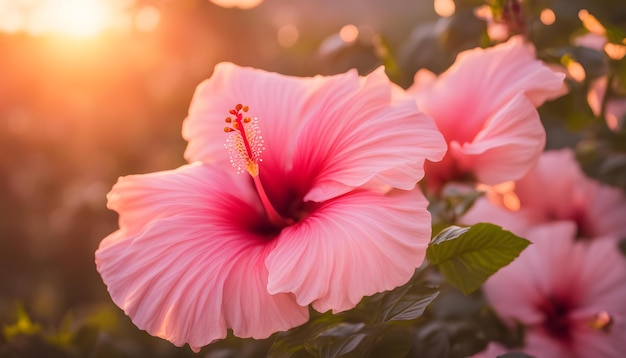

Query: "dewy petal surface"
(266, 188), (432, 313)
(96, 164), (309, 350)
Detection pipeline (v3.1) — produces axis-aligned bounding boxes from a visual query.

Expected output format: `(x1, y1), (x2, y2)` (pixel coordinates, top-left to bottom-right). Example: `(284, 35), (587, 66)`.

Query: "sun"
(0, 0), (114, 38)
(33, 0), (111, 37)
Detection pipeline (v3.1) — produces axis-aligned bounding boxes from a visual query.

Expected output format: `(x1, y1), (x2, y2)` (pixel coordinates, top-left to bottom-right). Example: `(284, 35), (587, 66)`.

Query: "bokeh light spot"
(578, 9), (606, 35)
(277, 25), (299, 48)
(339, 24), (359, 43)
(604, 43), (626, 60)
(567, 61), (586, 82)
(540, 8), (556, 26)
(434, 0), (455, 17)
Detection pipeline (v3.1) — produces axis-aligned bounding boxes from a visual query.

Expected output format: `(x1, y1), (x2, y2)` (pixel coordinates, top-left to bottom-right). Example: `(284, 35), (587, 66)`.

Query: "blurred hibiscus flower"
(95, 63), (446, 351)
(463, 148), (626, 239)
(408, 36), (565, 192)
(473, 221), (626, 357)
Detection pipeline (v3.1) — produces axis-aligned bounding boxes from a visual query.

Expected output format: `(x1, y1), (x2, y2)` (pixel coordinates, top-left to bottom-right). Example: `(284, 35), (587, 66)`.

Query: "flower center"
(538, 296), (573, 342)
(537, 296), (615, 348)
(224, 104), (292, 228)
(569, 208), (595, 239)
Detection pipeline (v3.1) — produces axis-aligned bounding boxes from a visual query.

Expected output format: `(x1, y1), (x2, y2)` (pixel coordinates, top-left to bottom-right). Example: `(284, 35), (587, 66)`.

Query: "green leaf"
(426, 223), (531, 294)
(411, 322), (451, 358)
(378, 284), (439, 322)
(268, 313), (354, 358)
(367, 326), (413, 357)
(306, 324), (369, 358)
(270, 320), (371, 358)
(269, 272), (440, 357)
(3, 303), (41, 341)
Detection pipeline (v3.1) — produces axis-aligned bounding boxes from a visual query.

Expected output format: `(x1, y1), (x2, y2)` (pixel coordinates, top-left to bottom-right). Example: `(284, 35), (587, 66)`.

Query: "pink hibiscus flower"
(476, 221), (626, 357)
(407, 36), (565, 192)
(463, 148), (626, 239)
(95, 63), (446, 351)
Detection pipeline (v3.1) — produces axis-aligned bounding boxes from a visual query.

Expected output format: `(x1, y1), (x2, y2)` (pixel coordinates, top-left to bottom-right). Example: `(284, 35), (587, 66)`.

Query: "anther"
(590, 311), (613, 331)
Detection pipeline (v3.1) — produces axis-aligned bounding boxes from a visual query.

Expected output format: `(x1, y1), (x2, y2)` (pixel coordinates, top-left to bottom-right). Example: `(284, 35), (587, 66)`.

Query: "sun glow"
(0, 0), (122, 38)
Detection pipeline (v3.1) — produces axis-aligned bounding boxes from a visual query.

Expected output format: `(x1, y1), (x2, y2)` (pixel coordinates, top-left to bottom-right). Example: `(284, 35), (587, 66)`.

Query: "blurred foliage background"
(0, 0), (625, 357)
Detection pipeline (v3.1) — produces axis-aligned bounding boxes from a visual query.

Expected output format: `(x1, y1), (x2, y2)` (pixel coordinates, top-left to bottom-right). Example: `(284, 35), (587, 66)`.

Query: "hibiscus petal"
(266, 188), (431, 313)
(182, 62), (315, 171)
(573, 327), (626, 358)
(293, 67), (445, 202)
(407, 68), (437, 94)
(451, 94), (545, 185)
(512, 149), (583, 218)
(221, 239), (310, 340)
(106, 163), (256, 236)
(522, 331), (571, 358)
(585, 183), (626, 237)
(96, 164), (308, 350)
(574, 237), (626, 314)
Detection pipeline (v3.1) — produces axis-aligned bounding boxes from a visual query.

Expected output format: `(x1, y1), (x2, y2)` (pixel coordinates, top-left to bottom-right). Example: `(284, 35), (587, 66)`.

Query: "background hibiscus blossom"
(475, 222), (626, 357)
(408, 35), (565, 192)
(463, 148), (626, 239)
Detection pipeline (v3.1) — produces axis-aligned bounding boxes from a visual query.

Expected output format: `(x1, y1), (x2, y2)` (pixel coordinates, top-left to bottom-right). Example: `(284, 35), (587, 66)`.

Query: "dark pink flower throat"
(538, 295), (614, 346)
